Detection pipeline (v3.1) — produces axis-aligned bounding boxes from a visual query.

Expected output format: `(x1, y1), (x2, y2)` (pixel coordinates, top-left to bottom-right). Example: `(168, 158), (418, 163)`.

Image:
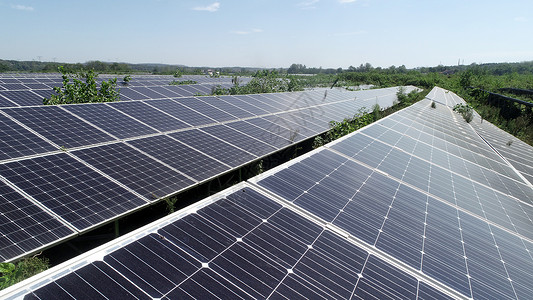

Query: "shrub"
(43, 66), (119, 105)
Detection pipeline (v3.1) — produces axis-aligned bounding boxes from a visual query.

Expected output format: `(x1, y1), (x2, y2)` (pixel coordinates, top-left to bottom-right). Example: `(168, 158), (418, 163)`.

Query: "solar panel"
(0, 153), (148, 231)
(118, 87), (147, 100)
(0, 90), (43, 106)
(177, 97), (236, 122)
(146, 86), (183, 98)
(7, 184), (459, 299)
(2, 106), (114, 148)
(197, 96), (255, 119)
(200, 124), (278, 157)
(225, 120), (293, 149)
(72, 142), (195, 201)
(0, 180), (75, 262)
(63, 103), (157, 139)
(165, 85), (190, 97)
(217, 95), (270, 115)
(246, 117), (302, 143)
(168, 129), (257, 168)
(127, 135), (230, 182)
(0, 113), (57, 161)
(108, 101), (189, 132)
(130, 86), (166, 99)
(239, 94), (281, 113)
(145, 99), (216, 127)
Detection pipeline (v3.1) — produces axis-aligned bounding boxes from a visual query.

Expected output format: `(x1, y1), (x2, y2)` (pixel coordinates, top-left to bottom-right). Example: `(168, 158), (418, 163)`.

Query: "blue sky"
(1, 0), (532, 68)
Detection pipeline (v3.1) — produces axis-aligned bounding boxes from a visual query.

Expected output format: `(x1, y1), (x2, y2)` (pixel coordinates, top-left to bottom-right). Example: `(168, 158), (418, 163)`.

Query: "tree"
(43, 66), (120, 105)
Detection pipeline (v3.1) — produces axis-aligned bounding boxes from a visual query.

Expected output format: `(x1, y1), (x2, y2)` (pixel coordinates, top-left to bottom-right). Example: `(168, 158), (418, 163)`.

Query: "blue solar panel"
(118, 87), (147, 100)
(168, 130), (257, 168)
(0, 180), (74, 261)
(225, 120), (293, 149)
(145, 99), (215, 126)
(108, 101), (189, 132)
(131, 87), (166, 99)
(217, 95), (270, 115)
(63, 103), (158, 139)
(176, 97), (236, 122)
(127, 135), (230, 182)
(14, 184), (456, 299)
(3, 106), (114, 148)
(73, 142), (195, 201)
(0, 114), (57, 161)
(197, 96), (255, 119)
(0, 90), (43, 106)
(200, 124), (278, 157)
(0, 153), (147, 231)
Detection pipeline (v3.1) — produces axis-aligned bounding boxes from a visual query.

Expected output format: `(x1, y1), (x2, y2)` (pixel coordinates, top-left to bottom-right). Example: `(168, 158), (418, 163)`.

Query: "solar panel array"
(3, 87), (532, 299)
(0, 74), (250, 107)
(0, 84), (416, 262)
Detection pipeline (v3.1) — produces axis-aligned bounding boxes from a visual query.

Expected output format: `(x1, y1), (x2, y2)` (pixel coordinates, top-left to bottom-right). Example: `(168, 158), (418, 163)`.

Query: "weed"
(164, 196), (178, 215)
(453, 103), (474, 123)
(0, 254), (49, 290)
(431, 101), (436, 108)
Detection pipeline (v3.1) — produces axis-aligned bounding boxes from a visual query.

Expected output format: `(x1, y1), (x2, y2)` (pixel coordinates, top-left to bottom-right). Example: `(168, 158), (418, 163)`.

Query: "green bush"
(43, 66), (120, 105)
(453, 103), (474, 123)
(0, 255), (49, 290)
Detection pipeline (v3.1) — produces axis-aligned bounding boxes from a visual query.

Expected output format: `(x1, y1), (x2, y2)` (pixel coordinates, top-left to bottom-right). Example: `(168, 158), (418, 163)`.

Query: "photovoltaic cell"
(73, 143), (195, 201)
(146, 99), (215, 126)
(0, 90), (43, 106)
(16, 185), (454, 299)
(197, 96), (254, 119)
(127, 135), (230, 182)
(200, 124), (278, 157)
(63, 103), (157, 139)
(109, 101), (189, 132)
(225, 120), (293, 149)
(0, 180), (74, 261)
(0, 153), (147, 230)
(0, 114), (57, 161)
(2, 106), (114, 148)
(177, 97), (236, 122)
(168, 130), (257, 168)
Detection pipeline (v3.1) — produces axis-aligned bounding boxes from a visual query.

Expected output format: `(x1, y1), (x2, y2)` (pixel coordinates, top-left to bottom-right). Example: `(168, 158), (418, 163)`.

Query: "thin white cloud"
(231, 28), (263, 35)
(192, 2), (220, 12)
(339, 0), (356, 3)
(298, 0), (319, 9)
(514, 16), (527, 23)
(11, 4), (34, 11)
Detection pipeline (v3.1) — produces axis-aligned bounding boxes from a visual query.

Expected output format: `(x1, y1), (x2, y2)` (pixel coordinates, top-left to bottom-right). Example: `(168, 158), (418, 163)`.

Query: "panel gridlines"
(16, 186), (453, 299)
(2, 87), (532, 299)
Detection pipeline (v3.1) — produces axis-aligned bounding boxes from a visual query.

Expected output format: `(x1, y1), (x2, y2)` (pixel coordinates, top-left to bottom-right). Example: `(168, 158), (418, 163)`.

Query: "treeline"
(0, 59), (272, 76)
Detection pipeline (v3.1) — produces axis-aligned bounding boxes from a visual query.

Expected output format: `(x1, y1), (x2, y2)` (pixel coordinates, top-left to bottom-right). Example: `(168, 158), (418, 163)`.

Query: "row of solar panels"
(0, 86), (416, 262)
(5, 89), (532, 299)
(0, 74), (253, 107)
(0, 84), (235, 107)
(428, 87), (533, 188)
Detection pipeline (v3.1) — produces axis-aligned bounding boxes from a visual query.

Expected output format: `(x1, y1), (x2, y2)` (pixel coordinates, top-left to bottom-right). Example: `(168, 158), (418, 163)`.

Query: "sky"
(1, 0), (532, 69)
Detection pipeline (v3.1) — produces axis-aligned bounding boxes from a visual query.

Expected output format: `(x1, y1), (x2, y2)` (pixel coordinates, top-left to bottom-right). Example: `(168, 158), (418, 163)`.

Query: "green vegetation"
(431, 101), (437, 109)
(213, 70), (303, 95)
(164, 196), (178, 215)
(122, 75), (132, 85)
(453, 103), (474, 123)
(313, 88), (427, 148)
(0, 255), (49, 290)
(169, 80), (198, 85)
(43, 66), (120, 105)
